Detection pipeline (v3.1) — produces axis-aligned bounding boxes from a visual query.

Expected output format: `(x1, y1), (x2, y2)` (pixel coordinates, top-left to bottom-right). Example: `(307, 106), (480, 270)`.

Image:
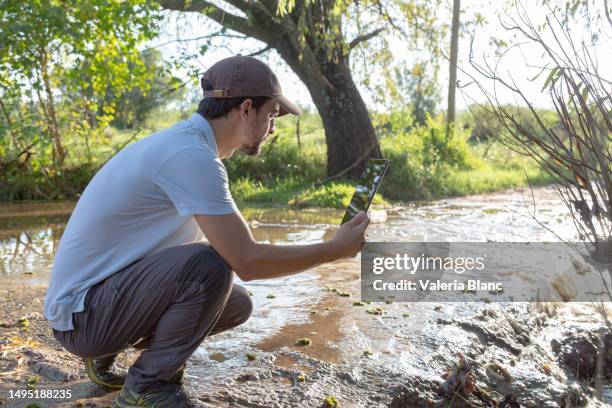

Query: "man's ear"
(239, 98), (253, 120)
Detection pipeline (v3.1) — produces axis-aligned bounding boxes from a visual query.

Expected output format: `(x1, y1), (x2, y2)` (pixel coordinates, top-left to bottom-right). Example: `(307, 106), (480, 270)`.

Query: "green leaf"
(542, 67), (559, 91)
(579, 84), (589, 103)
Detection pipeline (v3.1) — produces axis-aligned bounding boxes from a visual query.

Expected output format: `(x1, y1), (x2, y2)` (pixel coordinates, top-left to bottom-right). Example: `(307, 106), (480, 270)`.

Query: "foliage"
(465, 0), (611, 254)
(224, 113), (326, 184)
(379, 115), (474, 200)
(394, 63), (440, 125)
(372, 109), (416, 137)
(111, 49), (186, 129)
(226, 112), (550, 205)
(0, 104), (552, 204)
(230, 176), (307, 205)
(460, 104), (560, 142)
(0, 163), (96, 201)
(0, 0), (161, 171)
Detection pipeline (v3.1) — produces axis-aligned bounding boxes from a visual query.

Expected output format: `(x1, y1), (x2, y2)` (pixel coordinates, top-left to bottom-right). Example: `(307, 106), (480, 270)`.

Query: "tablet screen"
(340, 159), (389, 224)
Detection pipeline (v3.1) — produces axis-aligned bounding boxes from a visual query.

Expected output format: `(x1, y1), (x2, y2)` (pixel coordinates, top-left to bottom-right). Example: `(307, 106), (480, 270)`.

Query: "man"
(44, 55), (369, 407)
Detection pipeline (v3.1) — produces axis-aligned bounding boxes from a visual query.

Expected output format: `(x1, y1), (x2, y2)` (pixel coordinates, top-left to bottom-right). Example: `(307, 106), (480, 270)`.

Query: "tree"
(0, 0), (160, 170)
(158, 0), (442, 177)
(446, 0), (461, 138)
(464, 0), (611, 337)
(111, 49), (186, 129)
(394, 63), (440, 125)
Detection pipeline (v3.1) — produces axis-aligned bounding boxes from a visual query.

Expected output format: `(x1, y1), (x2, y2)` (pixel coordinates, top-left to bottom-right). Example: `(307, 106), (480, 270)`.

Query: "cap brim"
(275, 95), (302, 116)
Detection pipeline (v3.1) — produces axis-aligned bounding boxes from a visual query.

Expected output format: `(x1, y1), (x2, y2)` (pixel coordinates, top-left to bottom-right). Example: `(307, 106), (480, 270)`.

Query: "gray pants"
(52, 242), (252, 392)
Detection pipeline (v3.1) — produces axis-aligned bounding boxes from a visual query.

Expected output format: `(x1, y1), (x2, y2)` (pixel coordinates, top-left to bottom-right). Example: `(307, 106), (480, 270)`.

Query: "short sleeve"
(155, 148), (238, 216)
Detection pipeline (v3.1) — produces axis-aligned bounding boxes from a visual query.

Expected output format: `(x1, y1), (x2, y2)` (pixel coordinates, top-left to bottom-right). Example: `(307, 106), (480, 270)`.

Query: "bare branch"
(246, 45), (272, 56)
(348, 27), (386, 50)
(158, 0), (272, 43)
(142, 31), (247, 52)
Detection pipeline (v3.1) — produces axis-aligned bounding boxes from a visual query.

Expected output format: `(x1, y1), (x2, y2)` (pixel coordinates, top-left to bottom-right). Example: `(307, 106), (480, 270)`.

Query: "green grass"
(0, 109), (555, 205)
(443, 165), (550, 196)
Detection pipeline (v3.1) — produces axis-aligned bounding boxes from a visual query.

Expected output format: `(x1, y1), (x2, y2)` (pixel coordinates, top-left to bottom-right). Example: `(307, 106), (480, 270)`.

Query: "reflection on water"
(0, 205), (342, 283)
(0, 202), (72, 285)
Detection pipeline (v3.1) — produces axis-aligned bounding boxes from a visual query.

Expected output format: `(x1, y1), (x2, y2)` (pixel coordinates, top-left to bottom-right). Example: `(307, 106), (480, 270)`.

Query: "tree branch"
(348, 27), (386, 50)
(142, 30), (247, 52)
(159, 0), (271, 43)
(246, 45), (271, 57)
(604, 0), (612, 27)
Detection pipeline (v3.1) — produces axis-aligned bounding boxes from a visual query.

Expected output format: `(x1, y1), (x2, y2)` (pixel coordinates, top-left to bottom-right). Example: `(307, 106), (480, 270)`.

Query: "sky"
(145, 0), (611, 113)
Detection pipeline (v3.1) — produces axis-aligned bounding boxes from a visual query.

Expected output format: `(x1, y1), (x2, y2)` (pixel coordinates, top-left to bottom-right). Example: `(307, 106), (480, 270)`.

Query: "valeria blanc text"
(372, 279), (503, 292)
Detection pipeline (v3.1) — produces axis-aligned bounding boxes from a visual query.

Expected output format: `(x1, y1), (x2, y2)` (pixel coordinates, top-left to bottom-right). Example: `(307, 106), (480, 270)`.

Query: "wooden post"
(446, 0), (461, 139)
(296, 116), (301, 149)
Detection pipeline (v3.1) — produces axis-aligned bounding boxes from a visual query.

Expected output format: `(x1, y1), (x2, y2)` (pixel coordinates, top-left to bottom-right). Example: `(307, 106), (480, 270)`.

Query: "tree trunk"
(446, 0), (461, 138)
(296, 116), (301, 149)
(40, 45), (66, 168)
(273, 46), (382, 177)
(304, 61), (381, 177)
(158, 0), (382, 177)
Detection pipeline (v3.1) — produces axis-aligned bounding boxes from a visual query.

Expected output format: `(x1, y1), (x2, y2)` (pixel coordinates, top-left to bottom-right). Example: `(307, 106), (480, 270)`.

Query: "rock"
(30, 362), (78, 381)
(236, 372), (259, 382)
(0, 357), (17, 371)
(559, 381), (587, 407)
(453, 320), (523, 356)
(338, 369), (359, 385)
(389, 380), (439, 408)
(499, 393), (520, 408)
(551, 328), (612, 381)
(23, 349), (47, 362)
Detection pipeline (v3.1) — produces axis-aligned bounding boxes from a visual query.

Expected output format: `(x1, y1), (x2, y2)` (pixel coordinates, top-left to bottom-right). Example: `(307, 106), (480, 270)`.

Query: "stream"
(1, 187), (610, 407)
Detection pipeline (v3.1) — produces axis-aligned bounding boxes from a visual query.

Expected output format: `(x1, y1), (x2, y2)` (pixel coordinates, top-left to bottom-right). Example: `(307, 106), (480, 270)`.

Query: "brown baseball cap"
(201, 55), (301, 116)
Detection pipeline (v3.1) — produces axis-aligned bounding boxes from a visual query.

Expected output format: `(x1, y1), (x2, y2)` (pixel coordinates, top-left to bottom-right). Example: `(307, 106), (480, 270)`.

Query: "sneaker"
(168, 366), (185, 384)
(83, 354), (128, 390)
(112, 381), (200, 408)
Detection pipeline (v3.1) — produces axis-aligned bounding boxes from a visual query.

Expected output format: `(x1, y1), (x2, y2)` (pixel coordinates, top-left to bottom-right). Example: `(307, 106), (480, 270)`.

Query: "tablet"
(340, 158), (390, 224)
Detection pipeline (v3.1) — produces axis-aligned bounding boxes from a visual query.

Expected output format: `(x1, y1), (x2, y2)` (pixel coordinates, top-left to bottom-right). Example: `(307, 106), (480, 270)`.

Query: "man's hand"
(330, 211), (370, 259)
(195, 210), (370, 282)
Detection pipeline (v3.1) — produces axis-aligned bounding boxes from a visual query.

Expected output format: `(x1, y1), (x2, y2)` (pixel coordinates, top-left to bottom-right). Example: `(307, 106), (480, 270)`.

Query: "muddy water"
(1, 187), (609, 406)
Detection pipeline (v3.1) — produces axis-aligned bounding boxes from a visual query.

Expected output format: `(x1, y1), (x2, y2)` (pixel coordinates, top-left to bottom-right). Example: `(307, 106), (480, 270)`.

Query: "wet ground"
(0, 187), (610, 407)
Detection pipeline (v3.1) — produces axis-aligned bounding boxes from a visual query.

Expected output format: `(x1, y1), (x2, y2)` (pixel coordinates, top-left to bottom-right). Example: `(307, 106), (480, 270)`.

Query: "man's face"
(239, 99), (279, 156)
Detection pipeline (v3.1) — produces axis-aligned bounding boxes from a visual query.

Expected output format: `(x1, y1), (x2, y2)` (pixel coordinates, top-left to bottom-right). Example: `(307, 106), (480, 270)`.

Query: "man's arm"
(195, 211), (369, 282)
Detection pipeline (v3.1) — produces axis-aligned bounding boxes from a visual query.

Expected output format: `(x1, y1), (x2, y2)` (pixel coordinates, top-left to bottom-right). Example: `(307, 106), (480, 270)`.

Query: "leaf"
(542, 67), (559, 91)
(579, 84), (589, 103)
(530, 63), (550, 81)
(575, 173), (588, 189)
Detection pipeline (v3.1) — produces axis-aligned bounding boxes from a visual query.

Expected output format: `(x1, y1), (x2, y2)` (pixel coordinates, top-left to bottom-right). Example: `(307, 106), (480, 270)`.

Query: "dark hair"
(197, 79), (270, 120)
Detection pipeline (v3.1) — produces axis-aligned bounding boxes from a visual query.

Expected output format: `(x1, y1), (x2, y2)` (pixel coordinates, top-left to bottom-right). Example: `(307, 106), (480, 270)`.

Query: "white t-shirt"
(44, 113), (238, 331)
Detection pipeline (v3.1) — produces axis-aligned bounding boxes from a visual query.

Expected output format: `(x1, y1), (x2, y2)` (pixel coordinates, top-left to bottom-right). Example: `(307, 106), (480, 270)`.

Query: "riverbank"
(1, 187), (610, 407)
(0, 272), (610, 407)
(0, 112), (553, 206)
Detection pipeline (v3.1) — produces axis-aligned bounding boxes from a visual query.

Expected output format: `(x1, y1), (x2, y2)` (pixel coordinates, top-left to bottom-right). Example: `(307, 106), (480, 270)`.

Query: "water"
(1, 187), (609, 405)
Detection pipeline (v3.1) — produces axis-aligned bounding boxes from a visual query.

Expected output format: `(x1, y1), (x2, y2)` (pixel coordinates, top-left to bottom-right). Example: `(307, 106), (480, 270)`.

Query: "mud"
(1, 188), (611, 407)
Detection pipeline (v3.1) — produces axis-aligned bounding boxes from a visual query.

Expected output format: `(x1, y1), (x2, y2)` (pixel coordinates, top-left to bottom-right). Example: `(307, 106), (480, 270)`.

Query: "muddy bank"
(1, 188), (611, 407)
(0, 277), (610, 407)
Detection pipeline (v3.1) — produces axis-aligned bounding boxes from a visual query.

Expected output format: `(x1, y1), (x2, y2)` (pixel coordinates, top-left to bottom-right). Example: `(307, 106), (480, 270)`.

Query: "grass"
(0, 109), (554, 206)
(227, 114), (552, 207)
(433, 145), (552, 198)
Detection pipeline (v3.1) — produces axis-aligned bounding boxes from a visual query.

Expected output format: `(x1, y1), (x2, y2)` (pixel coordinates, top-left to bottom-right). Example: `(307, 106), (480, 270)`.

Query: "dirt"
(1, 190), (611, 407)
(1, 276), (611, 407)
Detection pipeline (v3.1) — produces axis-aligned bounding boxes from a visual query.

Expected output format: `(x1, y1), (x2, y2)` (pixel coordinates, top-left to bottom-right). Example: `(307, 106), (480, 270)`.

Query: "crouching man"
(44, 55), (369, 408)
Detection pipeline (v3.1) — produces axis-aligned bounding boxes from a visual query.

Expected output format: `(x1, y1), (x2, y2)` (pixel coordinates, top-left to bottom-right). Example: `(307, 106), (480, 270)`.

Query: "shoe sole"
(112, 395), (138, 408)
(84, 357), (124, 390)
(112, 387), (192, 408)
